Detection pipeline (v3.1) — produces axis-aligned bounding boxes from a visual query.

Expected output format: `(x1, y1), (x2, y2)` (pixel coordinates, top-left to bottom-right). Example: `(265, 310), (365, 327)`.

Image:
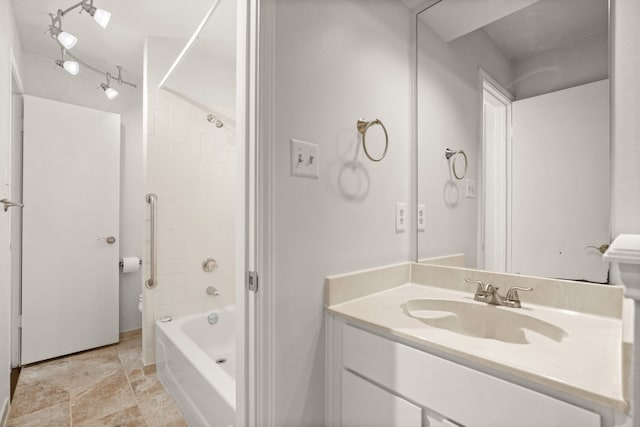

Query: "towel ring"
(445, 148), (468, 180)
(357, 118), (388, 162)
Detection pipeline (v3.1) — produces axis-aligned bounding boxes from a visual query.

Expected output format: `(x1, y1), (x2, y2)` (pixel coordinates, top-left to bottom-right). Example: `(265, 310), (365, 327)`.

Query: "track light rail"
(65, 52), (137, 88)
(47, 0), (135, 99)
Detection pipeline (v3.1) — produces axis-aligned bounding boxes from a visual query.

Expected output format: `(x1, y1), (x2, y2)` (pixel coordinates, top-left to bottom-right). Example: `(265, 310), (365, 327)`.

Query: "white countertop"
(327, 270), (631, 411)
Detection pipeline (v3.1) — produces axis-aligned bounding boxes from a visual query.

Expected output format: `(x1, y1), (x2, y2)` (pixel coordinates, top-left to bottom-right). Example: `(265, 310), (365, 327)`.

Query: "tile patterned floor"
(7, 330), (186, 427)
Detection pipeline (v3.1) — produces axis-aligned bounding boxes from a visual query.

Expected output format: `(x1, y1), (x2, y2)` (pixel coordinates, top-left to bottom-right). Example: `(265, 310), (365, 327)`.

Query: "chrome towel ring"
(357, 118), (388, 162)
(445, 148), (468, 180)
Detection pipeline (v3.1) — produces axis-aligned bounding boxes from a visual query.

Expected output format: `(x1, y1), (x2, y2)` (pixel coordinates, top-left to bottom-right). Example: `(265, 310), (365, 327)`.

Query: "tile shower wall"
(143, 89), (236, 364)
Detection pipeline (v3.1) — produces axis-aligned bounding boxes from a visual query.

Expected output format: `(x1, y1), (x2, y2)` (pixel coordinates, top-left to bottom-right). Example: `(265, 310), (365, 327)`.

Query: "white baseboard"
(1, 396), (9, 427)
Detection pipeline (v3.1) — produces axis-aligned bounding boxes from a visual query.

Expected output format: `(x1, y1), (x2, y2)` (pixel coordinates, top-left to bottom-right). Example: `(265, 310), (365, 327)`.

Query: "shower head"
(207, 114), (224, 128)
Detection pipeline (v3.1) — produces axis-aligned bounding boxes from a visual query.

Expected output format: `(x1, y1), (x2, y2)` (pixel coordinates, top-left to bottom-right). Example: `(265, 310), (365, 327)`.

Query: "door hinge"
(15, 315), (22, 328)
(247, 271), (259, 292)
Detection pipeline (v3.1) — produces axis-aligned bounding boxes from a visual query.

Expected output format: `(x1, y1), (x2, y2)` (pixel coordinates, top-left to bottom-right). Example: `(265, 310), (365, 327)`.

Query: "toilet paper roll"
(122, 257), (141, 273)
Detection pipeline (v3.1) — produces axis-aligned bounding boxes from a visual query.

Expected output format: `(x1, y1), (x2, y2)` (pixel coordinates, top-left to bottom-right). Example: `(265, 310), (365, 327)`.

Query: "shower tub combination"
(155, 306), (236, 427)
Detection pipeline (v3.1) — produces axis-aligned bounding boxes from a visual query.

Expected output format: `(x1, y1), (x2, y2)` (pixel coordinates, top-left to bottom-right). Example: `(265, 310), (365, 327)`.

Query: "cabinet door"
(342, 370), (422, 427)
(342, 325), (601, 427)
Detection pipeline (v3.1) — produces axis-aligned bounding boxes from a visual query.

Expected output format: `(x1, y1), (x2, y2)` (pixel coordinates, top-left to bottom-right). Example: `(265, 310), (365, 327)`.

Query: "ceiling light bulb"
(57, 31), (78, 50)
(105, 87), (118, 99)
(92, 8), (111, 28)
(101, 83), (119, 100)
(63, 60), (79, 75)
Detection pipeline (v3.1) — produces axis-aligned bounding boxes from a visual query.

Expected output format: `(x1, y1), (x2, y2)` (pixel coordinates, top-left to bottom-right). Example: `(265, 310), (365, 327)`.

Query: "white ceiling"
(10, 0), (237, 82)
(419, 0), (539, 43)
(398, 0), (436, 12)
(482, 0), (608, 62)
(413, 0), (607, 62)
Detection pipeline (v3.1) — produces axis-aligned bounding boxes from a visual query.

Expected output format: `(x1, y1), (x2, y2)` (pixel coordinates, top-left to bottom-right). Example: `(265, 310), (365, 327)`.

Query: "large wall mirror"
(416, 0), (610, 283)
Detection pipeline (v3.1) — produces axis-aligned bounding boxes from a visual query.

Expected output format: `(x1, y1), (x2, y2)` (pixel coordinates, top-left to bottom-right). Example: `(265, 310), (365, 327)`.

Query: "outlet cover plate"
(396, 202), (407, 232)
(465, 178), (476, 198)
(417, 204), (425, 231)
(290, 138), (319, 179)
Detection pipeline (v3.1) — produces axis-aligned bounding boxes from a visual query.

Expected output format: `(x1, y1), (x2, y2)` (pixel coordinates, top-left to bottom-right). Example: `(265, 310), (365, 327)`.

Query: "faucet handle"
(505, 286), (533, 305)
(465, 278), (486, 295)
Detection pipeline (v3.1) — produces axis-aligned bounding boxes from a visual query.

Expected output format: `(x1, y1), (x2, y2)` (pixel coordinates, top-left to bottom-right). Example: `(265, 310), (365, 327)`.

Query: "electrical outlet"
(396, 202), (407, 232)
(290, 138), (319, 179)
(465, 178), (476, 198)
(417, 204), (425, 232)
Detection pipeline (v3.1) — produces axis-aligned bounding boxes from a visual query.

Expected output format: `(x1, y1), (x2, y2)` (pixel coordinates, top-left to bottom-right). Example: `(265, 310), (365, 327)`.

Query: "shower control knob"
(98, 236), (117, 244)
(202, 258), (218, 272)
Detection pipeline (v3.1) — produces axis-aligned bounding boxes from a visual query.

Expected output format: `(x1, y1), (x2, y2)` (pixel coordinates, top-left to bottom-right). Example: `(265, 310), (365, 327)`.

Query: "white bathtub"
(155, 306), (235, 427)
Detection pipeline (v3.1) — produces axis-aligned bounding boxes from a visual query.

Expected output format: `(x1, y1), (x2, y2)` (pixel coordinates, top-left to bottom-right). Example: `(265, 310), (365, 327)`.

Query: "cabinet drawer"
(342, 325), (600, 427)
(342, 370), (422, 427)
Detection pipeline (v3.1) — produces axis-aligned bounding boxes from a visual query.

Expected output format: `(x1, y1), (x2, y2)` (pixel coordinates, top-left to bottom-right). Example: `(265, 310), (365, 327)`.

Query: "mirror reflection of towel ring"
(357, 118), (388, 162)
(445, 148), (468, 180)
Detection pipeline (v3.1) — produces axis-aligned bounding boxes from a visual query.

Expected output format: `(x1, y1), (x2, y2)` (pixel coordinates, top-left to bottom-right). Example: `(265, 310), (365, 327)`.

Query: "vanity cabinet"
(327, 320), (602, 427)
(342, 370), (422, 427)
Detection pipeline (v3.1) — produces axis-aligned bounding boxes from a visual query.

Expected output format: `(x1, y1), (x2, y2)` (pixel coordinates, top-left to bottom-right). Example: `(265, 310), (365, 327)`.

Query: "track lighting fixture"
(47, 1), (111, 50)
(55, 49), (79, 75)
(101, 83), (119, 100)
(100, 73), (119, 100)
(47, 1), (135, 99)
(51, 1), (111, 31)
(49, 25), (78, 50)
(81, 1), (111, 29)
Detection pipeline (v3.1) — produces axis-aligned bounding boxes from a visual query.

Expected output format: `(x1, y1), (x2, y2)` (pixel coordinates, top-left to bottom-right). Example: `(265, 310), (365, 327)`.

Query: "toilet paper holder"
(119, 259), (143, 268)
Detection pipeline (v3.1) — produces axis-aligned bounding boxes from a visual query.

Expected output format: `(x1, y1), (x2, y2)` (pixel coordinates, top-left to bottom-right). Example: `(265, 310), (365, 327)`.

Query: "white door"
(10, 91), (24, 367)
(21, 95), (120, 364)
(482, 83), (511, 273)
(511, 80), (610, 282)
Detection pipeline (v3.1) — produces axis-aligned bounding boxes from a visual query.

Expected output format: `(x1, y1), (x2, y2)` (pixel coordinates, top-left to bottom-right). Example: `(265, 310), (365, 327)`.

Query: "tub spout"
(207, 286), (220, 296)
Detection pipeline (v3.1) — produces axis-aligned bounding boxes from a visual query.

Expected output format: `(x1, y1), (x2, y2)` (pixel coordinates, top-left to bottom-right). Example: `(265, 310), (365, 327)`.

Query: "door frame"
(238, 0), (266, 425)
(9, 47), (24, 371)
(478, 70), (513, 272)
(248, 0), (276, 424)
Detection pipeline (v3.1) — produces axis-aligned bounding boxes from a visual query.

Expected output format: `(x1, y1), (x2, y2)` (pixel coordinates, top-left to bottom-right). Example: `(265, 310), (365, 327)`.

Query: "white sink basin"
(404, 299), (568, 344)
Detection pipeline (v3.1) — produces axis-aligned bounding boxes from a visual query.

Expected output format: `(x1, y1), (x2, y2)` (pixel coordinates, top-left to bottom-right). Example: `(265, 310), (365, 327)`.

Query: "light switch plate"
(396, 202), (407, 232)
(465, 178), (476, 198)
(417, 204), (425, 232)
(290, 138), (319, 179)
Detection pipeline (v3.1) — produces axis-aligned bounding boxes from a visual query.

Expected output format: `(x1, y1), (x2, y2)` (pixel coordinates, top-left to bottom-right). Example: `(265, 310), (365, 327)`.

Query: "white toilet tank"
(604, 234), (640, 298)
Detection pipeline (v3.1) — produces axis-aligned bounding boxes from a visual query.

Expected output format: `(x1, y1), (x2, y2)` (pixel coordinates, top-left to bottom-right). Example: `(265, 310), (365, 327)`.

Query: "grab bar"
(145, 193), (158, 289)
(1, 198), (24, 212)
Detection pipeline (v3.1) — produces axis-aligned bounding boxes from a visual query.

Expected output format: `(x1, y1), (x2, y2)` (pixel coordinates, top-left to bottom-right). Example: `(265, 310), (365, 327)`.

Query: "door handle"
(1, 199), (24, 212)
(98, 236), (117, 244)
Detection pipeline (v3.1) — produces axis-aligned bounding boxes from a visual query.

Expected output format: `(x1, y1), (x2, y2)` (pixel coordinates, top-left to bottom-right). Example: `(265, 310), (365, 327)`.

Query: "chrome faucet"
(465, 278), (532, 308)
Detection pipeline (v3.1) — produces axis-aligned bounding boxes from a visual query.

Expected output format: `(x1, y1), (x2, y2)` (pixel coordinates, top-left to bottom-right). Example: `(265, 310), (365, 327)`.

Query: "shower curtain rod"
(158, 0), (222, 88)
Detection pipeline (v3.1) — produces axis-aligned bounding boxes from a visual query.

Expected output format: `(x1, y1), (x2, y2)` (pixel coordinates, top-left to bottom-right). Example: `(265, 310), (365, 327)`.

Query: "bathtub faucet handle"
(207, 286), (220, 296)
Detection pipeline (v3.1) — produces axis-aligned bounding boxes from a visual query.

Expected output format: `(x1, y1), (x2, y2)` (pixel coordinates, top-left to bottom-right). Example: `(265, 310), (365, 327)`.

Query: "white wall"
(164, 42), (236, 122)
(416, 22), (513, 267)
(512, 31), (609, 100)
(269, 1), (412, 425)
(611, 0), (640, 238)
(142, 88), (237, 364)
(0, 0), (22, 421)
(146, 37), (236, 122)
(20, 52), (144, 332)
